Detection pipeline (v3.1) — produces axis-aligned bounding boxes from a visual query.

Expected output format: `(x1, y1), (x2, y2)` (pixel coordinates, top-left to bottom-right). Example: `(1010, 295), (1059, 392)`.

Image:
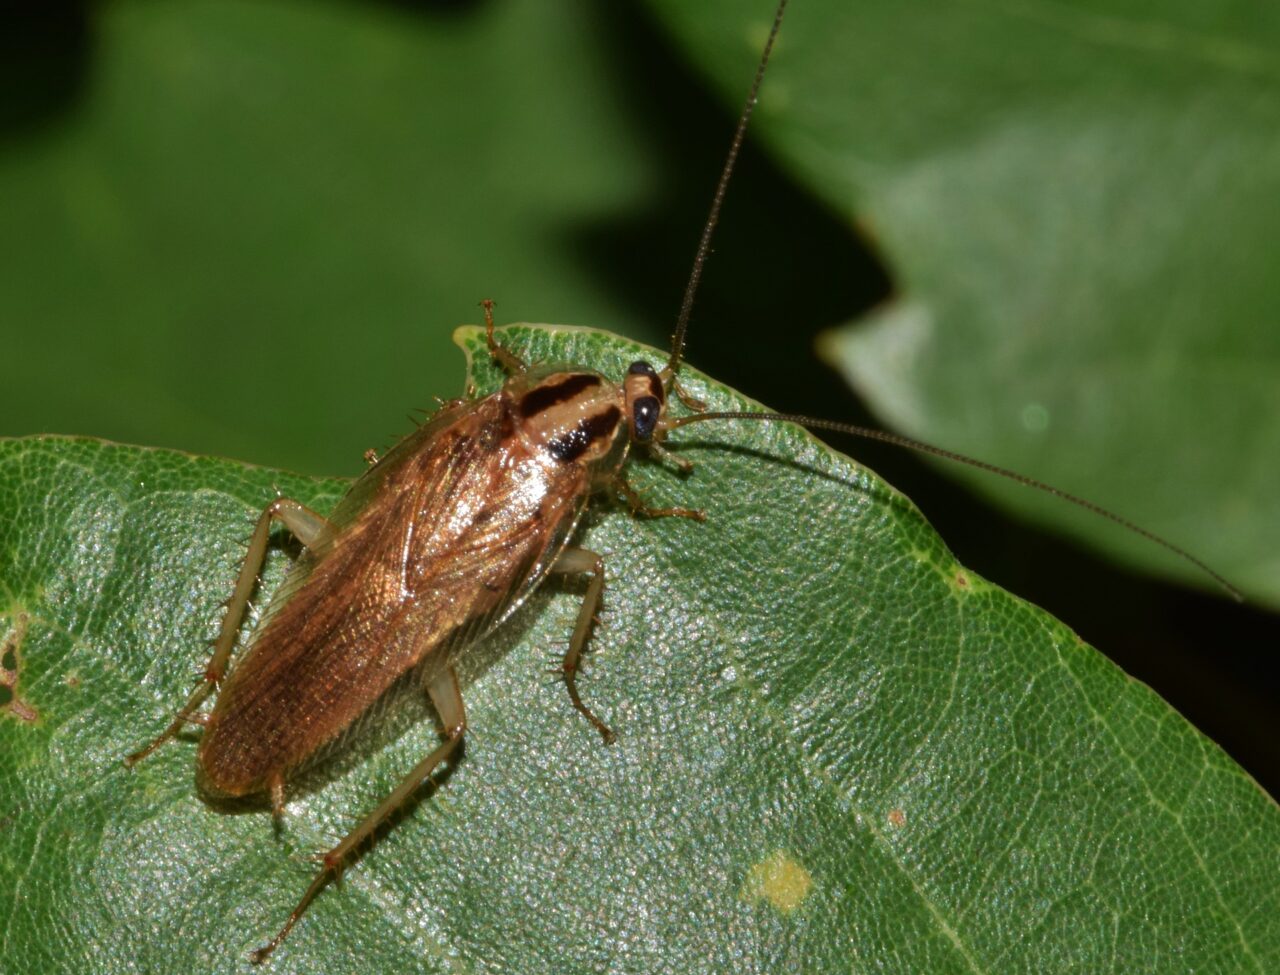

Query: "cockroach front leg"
(480, 298), (526, 376)
(613, 475), (705, 522)
(125, 498), (332, 767)
(550, 547), (616, 745)
(251, 666), (468, 964)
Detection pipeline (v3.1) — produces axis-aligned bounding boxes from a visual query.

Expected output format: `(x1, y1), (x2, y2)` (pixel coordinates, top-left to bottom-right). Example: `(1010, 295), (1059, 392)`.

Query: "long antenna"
(667, 409), (1245, 602)
(667, 0), (789, 375)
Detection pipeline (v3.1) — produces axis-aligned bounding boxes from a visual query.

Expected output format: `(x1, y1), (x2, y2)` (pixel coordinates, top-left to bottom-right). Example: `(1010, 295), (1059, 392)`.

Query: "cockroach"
(124, 0), (1238, 963)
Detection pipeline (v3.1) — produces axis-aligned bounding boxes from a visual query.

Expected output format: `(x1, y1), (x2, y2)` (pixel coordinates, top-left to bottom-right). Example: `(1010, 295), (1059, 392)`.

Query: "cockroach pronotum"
(124, 0), (1239, 962)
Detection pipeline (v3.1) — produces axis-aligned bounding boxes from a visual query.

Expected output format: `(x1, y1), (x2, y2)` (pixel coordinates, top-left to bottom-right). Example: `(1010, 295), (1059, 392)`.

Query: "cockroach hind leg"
(550, 547), (616, 745)
(125, 497), (334, 768)
(480, 298), (526, 376)
(251, 668), (468, 964)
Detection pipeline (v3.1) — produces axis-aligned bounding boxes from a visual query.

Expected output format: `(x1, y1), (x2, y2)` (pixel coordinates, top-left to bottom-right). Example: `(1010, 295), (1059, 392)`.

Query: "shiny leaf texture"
(1, 326), (1276, 974)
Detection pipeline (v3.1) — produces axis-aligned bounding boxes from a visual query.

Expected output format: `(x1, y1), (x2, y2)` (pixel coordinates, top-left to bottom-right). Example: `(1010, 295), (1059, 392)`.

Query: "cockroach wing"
(197, 392), (589, 796)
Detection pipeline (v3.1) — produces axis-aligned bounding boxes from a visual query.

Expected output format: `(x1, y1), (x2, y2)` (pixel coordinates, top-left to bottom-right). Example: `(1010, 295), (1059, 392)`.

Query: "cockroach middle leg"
(251, 666), (467, 965)
(480, 298), (526, 375)
(269, 775), (288, 820)
(550, 546), (616, 745)
(125, 498), (332, 767)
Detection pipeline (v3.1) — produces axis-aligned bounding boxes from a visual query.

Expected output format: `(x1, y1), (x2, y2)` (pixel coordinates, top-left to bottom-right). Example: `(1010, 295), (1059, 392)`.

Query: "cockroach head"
(623, 360), (665, 443)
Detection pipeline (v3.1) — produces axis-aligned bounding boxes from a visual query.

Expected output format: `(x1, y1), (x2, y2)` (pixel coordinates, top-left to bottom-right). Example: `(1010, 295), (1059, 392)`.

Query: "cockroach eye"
(628, 360), (658, 377)
(632, 395), (661, 441)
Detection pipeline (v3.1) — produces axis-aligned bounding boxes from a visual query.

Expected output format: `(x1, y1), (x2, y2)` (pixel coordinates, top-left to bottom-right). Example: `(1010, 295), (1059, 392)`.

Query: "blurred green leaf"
(1, 326), (1276, 974)
(0, 0), (675, 475)
(650, 0), (1280, 603)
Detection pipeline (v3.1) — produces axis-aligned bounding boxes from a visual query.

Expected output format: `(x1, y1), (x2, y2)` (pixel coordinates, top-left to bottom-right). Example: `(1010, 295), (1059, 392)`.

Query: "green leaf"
(649, 0), (1280, 603)
(2, 326), (1276, 974)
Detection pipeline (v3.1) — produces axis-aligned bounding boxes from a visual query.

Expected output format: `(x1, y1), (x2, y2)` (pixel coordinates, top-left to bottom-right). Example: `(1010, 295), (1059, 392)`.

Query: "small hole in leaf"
(0, 613), (38, 722)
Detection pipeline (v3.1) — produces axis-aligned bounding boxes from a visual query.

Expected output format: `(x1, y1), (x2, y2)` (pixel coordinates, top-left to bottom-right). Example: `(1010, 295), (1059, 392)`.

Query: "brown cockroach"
(124, 0), (1238, 963)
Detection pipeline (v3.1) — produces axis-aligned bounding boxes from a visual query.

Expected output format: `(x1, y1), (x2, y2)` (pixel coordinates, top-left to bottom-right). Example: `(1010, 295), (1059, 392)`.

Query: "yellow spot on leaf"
(742, 850), (812, 914)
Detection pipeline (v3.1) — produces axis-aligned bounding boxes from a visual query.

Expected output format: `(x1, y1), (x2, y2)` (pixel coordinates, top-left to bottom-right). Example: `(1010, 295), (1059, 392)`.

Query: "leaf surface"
(1, 326), (1275, 974)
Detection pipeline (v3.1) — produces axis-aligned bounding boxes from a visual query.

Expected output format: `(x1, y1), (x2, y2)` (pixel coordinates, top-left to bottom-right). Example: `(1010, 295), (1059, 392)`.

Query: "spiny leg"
(269, 774), (287, 821)
(124, 498), (332, 766)
(656, 366), (707, 413)
(613, 475), (705, 522)
(251, 667), (467, 964)
(550, 547), (616, 745)
(671, 377), (707, 413)
(645, 439), (695, 475)
(480, 298), (526, 375)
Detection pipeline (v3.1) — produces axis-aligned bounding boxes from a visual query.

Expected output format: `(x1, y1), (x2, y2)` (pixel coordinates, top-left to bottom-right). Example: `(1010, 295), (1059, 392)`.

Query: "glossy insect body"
(125, 313), (689, 960)
(122, 5), (796, 961)
(199, 365), (621, 798)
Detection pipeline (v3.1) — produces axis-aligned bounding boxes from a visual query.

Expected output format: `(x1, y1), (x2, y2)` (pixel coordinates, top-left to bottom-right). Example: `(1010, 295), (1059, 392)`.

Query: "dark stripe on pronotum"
(518, 374), (601, 418)
(547, 407), (622, 463)
(627, 360), (664, 401)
